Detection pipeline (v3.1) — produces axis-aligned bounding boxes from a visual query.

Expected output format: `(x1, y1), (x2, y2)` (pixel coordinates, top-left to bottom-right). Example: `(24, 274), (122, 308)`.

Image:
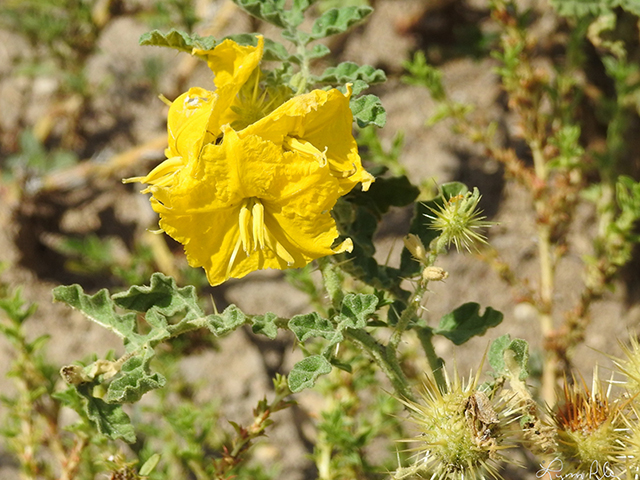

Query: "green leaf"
(204, 305), (247, 335)
(310, 6), (373, 40)
(288, 355), (332, 392)
(333, 177), (418, 304)
(105, 347), (166, 404)
(139, 29), (216, 52)
(232, 0), (289, 28)
(348, 175), (420, 215)
(251, 312), (280, 339)
(79, 386), (136, 443)
(489, 335), (530, 382)
(52, 286), (141, 344)
(350, 94), (386, 127)
(308, 43), (331, 59)
(549, 0), (618, 17)
(289, 312), (341, 343)
(320, 62), (386, 86)
(139, 454), (161, 476)
(112, 273), (203, 321)
(336, 293), (378, 329)
(620, 0), (640, 14)
(435, 303), (503, 345)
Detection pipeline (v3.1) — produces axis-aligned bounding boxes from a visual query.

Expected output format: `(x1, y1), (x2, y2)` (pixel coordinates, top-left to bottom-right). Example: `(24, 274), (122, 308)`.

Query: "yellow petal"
(166, 87), (216, 161)
(239, 86), (373, 194)
(193, 36), (264, 91)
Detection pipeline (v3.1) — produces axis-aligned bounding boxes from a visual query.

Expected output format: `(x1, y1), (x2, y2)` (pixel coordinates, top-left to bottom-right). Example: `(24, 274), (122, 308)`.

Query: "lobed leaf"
(139, 29), (216, 52)
(308, 43), (331, 60)
(289, 312), (341, 343)
(232, 0), (289, 28)
(251, 312), (280, 339)
(435, 303), (503, 345)
(204, 304), (247, 335)
(104, 347), (166, 404)
(310, 6), (373, 40)
(52, 285), (141, 344)
(288, 355), (332, 392)
(320, 62), (386, 86)
(350, 94), (386, 127)
(78, 385), (136, 443)
(336, 293), (378, 329)
(112, 273), (203, 321)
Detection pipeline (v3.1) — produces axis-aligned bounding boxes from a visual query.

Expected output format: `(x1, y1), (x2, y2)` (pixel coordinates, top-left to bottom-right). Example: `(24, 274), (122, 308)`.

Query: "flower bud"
(422, 266), (448, 282)
(403, 234), (428, 264)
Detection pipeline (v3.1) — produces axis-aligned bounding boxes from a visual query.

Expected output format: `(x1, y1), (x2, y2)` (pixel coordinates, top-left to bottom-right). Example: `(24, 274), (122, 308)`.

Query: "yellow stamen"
(239, 201), (252, 254)
(283, 136), (327, 167)
(252, 200), (265, 250)
(227, 237), (243, 280)
(235, 197), (295, 265)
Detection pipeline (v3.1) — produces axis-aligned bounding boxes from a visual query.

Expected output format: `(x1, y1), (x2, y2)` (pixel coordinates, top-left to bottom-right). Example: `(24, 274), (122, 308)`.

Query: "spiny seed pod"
(619, 403), (640, 472)
(552, 372), (626, 475)
(393, 368), (518, 480)
(426, 187), (493, 254)
(613, 337), (640, 396)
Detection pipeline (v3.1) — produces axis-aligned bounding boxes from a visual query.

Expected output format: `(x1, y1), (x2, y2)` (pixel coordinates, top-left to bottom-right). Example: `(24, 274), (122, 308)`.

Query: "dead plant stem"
(531, 139), (557, 405)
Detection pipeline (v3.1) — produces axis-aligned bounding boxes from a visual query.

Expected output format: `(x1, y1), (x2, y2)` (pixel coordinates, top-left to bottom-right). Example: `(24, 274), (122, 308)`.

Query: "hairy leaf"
(139, 29), (216, 52)
(251, 312), (280, 339)
(336, 293), (378, 329)
(53, 286), (141, 344)
(204, 305), (247, 335)
(289, 312), (341, 343)
(105, 348), (166, 404)
(435, 303), (503, 345)
(232, 0), (289, 28)
(350, 94), (386, 127)
(79, 385), (136, 443)
(112, 274), (202, 321)
(310, 6), (373, 40)
(288, 355), (332, 392)
(320, 62), (386, 86)
(308, 43), (331, 60)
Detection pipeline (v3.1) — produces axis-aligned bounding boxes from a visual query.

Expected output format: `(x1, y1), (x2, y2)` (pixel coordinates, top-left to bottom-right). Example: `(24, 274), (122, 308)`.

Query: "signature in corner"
(536, 458), (620, 480)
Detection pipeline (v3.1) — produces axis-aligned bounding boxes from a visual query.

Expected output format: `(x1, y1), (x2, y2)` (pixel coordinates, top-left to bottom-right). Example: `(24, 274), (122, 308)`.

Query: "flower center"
(226, 198), (296, 279)
(230, 72), (290, 130)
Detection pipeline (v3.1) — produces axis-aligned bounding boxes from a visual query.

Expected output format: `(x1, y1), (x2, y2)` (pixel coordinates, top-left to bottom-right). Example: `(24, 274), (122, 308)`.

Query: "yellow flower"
(240, 85), (374, 194)
(150, 127), (353, 286)
(126, 35), (374, 285)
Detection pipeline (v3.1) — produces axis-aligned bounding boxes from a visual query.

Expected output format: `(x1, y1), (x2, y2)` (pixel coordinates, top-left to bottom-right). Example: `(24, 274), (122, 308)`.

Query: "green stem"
(345, 328), (416, 402)
(295, 39), (310, 94)
(416, 328), (447, 392)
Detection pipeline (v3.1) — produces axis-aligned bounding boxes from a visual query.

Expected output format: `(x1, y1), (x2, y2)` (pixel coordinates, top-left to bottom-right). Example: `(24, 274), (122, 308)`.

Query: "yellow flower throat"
(227, 197), (296, 278)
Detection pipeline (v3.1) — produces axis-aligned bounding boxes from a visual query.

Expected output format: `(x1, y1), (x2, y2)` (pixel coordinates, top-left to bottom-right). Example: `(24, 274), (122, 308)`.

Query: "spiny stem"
(345, 328), (416, 402)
